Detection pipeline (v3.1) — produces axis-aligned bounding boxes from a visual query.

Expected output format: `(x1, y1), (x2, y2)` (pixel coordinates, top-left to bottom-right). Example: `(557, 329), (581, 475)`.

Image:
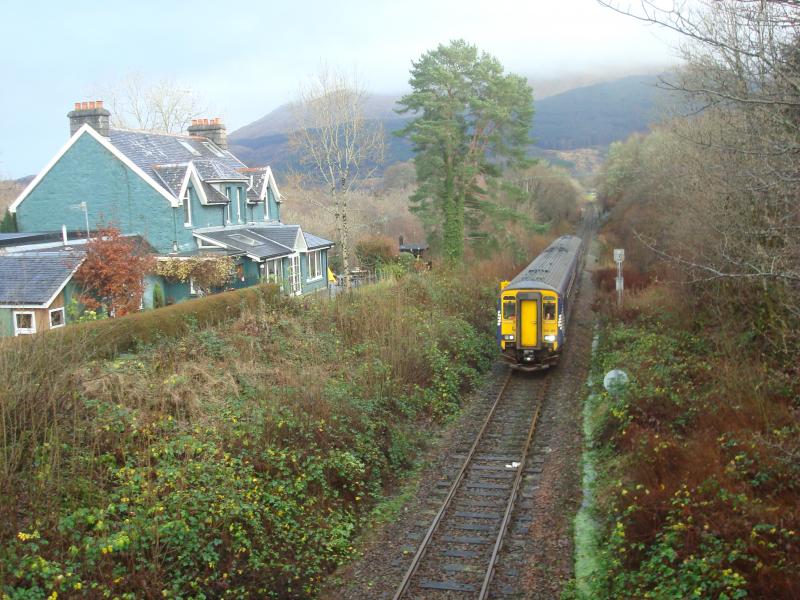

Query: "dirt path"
(320, 243), (598, 600)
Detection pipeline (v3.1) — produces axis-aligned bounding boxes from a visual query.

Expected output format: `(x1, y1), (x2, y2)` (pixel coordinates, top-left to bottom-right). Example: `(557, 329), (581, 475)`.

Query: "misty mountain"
(228, 74), (670, 172)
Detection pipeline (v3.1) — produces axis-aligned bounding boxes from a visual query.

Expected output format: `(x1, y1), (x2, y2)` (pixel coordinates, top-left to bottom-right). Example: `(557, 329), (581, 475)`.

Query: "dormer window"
(178, 140), (201, 156)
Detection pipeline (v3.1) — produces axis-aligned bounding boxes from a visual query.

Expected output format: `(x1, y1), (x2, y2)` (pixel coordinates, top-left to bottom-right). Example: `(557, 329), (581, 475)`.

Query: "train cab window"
(502, 297), (516, 319)
(543, 302), (556, 320)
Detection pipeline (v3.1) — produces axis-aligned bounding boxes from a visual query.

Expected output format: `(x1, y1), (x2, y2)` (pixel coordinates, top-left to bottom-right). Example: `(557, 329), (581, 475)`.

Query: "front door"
(289, 255), (301, 295)
(519, 299), (539, 348)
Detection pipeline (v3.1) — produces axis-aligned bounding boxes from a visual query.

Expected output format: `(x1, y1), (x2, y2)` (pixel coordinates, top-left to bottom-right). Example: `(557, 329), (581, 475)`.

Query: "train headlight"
(544, 335), (556, 343)
(503, 334), (515, 341)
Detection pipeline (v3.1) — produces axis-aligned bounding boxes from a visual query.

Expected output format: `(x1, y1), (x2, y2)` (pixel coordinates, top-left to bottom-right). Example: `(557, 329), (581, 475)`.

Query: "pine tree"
(397, 40), (534, 261)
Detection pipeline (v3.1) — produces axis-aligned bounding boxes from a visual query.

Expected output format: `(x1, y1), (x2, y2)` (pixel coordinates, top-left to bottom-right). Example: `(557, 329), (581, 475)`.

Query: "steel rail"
(477, 380), (548, 599)
(392, 369), (514, 600)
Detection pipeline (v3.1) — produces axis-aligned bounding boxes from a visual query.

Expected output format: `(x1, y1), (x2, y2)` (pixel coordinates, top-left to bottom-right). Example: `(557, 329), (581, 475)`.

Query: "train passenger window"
(543, 302), (556, 320)
(502, 299), (516, 319)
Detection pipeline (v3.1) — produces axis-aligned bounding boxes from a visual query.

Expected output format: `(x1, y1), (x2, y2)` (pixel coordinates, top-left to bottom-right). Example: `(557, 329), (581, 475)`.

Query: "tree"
(73, 227), (155, 317)
(0, 209), (15, 233)
(96, 73), (205, 133)
(597, 1), (800, 286)
(397, 40), (534, 261)
(289, 67), (385, 288)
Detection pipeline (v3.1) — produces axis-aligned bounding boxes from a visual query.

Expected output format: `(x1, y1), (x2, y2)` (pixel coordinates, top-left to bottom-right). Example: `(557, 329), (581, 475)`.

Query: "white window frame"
(189, 277), (197, 296)
(306, 250), (322, 281)
(262, 258), (282, 283)
(236, 187), (243, 223)
(225, 187), (232, 223)
(182, 191), (192, 226)
(48, 307), (65, 329)
(289, 254), (301, 295)
(13, 310), (36, 336)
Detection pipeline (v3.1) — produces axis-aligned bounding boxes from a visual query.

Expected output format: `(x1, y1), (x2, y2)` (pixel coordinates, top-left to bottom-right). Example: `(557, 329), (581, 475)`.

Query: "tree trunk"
(442, 162), (464, 262)
(340, 189), (352, 289)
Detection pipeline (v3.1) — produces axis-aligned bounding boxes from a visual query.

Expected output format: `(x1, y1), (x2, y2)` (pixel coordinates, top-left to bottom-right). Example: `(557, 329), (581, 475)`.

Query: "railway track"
(393, 369), (550, 599)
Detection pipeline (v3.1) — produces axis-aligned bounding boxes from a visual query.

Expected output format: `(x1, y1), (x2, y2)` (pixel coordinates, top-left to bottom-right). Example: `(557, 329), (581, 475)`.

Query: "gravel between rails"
(321, 243), (598, 600)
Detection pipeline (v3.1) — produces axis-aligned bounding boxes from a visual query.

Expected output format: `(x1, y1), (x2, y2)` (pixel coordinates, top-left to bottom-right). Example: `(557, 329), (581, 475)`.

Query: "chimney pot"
(187, 116), (229, 149)
(69, 99), (111, 137)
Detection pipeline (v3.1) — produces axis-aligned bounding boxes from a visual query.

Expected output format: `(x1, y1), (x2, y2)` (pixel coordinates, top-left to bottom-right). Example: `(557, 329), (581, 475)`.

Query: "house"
(9, 101), (332, 308)
(0, 250), (83, 336)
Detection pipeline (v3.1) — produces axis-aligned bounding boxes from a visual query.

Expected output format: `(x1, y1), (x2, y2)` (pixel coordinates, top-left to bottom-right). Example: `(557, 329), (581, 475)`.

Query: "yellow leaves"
(16, 530), (40, 541)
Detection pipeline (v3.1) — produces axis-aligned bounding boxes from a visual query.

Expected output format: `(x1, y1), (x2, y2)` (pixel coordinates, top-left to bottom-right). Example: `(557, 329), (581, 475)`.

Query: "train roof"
(504, 235), (582, 295)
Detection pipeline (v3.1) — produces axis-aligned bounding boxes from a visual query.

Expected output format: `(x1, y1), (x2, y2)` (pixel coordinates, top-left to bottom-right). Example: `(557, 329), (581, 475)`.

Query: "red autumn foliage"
(73, 226), (155, 317)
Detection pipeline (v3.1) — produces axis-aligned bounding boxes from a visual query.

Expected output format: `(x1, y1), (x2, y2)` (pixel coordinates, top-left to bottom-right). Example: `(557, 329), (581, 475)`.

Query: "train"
(497, 235), (583, 371)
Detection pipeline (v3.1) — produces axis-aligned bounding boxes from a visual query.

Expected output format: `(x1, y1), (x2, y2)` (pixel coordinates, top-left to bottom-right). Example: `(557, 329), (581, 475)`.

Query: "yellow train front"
(498, 235), (583, 371)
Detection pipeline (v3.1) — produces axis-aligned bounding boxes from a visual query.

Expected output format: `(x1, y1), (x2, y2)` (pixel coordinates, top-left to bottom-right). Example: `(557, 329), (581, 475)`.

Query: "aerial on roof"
(0, 253), (83, 306)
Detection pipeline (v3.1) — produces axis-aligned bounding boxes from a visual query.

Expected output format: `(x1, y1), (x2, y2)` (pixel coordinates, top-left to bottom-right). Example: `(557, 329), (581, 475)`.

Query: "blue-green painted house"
(10, 101), (332, 309)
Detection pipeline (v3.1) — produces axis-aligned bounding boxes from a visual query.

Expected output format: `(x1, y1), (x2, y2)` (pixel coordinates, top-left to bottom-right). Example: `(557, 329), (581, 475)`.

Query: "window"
(229, 233), (260, 247)
(178, 140), (201, 156)
(263, 258), (282, 283)
(502, 297), (516, 320)
(13, 311), (35, 336)
(49, 307), (65, 329)
(543, 301), (556, 320)
(202, 141), (225, 158)
(182, 192), (192, 226)
(189, 277), (198, 296)
(236, 188), (243, 223)
(307, 250), (322, 280)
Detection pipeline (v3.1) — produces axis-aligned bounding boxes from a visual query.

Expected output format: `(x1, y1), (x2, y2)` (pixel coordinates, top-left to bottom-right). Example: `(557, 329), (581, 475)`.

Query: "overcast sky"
(0, 0), (680, 178)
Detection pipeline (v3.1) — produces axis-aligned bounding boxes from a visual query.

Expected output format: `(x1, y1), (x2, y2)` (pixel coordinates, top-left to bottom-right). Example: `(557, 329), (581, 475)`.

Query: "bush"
(1, 270), (496, 599)
(355, 235), (397, 271)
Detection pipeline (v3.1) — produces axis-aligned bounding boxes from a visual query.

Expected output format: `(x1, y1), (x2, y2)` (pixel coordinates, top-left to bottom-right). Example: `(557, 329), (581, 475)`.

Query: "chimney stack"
(68, 100), (110, 137)
(187, 117), (228, 149)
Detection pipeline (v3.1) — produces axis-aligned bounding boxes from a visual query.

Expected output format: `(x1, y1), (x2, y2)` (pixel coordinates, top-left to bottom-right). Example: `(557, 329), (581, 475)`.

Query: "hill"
(228, 74), (671, 173)
(532, 74), (668, 149)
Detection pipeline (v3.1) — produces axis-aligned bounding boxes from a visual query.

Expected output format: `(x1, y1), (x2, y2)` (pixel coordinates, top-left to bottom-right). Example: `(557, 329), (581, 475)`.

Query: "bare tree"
(598, 1), (800, 286)
(94, 73), (205, 133)
(289, 67), (385, 288)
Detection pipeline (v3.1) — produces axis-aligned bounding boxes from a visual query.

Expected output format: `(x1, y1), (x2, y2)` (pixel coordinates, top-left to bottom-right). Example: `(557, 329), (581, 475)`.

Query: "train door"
(517, 292), (541, 348)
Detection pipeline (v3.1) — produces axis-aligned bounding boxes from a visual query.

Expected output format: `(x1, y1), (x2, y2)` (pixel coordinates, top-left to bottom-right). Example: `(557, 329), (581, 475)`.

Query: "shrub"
(0, 270), (496, 598)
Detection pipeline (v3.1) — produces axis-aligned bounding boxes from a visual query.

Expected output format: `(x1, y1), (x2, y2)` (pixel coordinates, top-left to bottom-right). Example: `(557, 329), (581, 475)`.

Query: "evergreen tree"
(397, 40), (534, 261)
(0, 209), (16, 233)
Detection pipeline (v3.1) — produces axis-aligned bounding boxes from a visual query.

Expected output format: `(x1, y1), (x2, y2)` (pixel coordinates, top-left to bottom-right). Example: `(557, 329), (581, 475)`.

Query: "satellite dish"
(603, 369), (629, 396)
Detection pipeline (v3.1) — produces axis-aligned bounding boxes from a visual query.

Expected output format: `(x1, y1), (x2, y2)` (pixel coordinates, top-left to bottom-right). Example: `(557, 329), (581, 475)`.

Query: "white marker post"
(613, 249), (624, 309)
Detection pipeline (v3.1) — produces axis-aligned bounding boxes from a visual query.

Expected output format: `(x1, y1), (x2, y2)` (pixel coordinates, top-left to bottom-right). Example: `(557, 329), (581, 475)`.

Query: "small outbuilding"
(398, 235), (428, 259)
(0, 252), (83, 336)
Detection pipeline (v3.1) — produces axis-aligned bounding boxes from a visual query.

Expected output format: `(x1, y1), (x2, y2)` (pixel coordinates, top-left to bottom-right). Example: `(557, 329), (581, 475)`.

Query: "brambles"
(0, 270), (496, 598)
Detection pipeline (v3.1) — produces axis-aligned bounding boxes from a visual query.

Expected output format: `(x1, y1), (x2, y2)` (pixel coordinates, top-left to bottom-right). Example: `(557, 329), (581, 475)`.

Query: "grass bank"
(1, 270), (496, 599)
(568, 285), (799, 599)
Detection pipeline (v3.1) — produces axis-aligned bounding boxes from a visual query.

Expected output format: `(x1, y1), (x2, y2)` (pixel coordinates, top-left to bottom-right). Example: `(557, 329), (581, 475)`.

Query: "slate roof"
(107, 129), (248, 200)
(0, 253), (83, 306)
(194, 225), (332, 260)
(241, 169), (266, 203)
(201, 182), (230, 204)
(152, 164), (187, 197)
(304, 232), (334, 250)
